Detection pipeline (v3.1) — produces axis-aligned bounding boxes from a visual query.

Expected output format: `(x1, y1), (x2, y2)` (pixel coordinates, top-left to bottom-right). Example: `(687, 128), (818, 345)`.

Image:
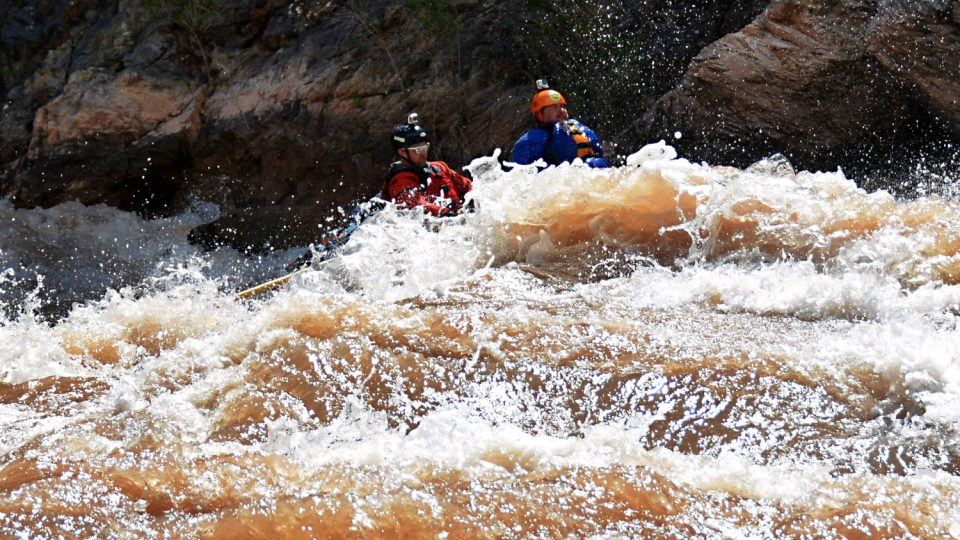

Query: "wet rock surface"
(642, 0), (960, 186)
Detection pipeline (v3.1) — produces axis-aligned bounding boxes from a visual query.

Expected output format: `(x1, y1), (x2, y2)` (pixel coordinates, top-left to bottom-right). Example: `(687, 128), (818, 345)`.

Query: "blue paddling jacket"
(511, 119), (610, 168)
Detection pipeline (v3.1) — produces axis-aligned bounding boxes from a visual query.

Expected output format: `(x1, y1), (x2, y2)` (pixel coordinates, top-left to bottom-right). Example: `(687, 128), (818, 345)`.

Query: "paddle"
(234, 268), (309, 300)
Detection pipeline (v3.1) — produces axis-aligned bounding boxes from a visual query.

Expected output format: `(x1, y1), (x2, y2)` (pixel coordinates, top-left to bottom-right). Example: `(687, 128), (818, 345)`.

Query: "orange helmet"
(530, 89), (567, 116)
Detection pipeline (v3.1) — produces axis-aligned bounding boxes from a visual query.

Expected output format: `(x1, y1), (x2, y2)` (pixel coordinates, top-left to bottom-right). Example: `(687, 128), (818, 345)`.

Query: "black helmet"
(391, 112), (430, 150)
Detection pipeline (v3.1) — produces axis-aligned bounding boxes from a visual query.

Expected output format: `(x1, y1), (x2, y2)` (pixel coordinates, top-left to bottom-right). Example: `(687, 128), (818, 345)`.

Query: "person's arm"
(432, 162), (474, 214)
(386, 170), (455, 217)
(433, 162), (472, 197)
(510, 128), (549, 165)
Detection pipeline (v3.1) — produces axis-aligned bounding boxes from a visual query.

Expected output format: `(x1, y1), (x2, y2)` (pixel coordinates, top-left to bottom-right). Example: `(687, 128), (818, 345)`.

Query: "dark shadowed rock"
(867, 2), (960, 133)
(177, 1), (532, 250)
(523, 0), (769, 156)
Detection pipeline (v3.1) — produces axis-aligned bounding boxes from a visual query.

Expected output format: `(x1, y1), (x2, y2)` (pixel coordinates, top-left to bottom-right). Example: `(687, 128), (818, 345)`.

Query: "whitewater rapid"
(1, 143), (959, 538)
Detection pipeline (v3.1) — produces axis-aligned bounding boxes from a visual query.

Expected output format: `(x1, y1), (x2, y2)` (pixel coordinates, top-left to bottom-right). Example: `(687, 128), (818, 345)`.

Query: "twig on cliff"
(343, 1), (406, 93)
(138, 0), (220, 85)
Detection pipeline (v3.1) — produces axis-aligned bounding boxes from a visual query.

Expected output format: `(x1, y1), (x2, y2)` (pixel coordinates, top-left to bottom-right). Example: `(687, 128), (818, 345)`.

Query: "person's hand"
(586, 157), (611, 168)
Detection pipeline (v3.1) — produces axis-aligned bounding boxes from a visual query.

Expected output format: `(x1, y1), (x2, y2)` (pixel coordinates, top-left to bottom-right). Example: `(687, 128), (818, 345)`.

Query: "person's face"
(539, 104), (568, 124)
(399, 143), (430, 166)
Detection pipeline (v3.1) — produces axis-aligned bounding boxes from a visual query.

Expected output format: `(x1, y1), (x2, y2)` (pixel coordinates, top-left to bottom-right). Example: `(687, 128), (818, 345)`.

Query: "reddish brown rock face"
(8, 70), (203, 213)
(644, 0), (960, 178)
(28, 71), (202, 158)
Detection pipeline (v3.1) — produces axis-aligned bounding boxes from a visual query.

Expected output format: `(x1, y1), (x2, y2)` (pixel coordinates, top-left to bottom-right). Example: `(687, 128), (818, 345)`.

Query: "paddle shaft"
(234, 269), (307, 300)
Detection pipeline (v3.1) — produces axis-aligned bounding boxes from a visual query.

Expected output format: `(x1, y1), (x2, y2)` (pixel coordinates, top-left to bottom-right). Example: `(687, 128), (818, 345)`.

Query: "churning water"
(1, 144), (959, 538)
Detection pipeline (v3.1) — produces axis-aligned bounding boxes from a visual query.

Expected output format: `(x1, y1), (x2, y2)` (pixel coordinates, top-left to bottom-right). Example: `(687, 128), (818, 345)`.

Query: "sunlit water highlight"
(2, 143), (959, 538)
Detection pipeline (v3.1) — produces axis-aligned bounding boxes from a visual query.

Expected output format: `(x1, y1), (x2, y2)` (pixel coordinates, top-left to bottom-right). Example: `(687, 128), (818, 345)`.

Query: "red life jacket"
(380, 160), (472, 217)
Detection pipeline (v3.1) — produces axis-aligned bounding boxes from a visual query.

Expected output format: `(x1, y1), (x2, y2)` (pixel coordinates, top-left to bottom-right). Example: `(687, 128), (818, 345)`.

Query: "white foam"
(625, 140), (678, 167)
(248, 402), (960, 511)
(0, 318), (87, 383)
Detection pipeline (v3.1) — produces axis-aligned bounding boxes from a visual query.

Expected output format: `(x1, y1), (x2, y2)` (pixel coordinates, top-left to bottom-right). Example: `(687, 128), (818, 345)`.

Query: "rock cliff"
(642, 0), (960, 190)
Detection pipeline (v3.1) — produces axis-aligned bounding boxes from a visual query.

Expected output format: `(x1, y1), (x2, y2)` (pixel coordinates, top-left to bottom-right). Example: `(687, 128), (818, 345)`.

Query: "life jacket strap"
(561, 121), (596, 159)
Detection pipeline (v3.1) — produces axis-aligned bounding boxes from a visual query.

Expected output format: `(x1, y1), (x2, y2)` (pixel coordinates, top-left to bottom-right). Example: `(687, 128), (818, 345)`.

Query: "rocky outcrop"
(3, 0), (534, 247)
(18, 69), (203, 210)
(643, 0), (960, 184)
